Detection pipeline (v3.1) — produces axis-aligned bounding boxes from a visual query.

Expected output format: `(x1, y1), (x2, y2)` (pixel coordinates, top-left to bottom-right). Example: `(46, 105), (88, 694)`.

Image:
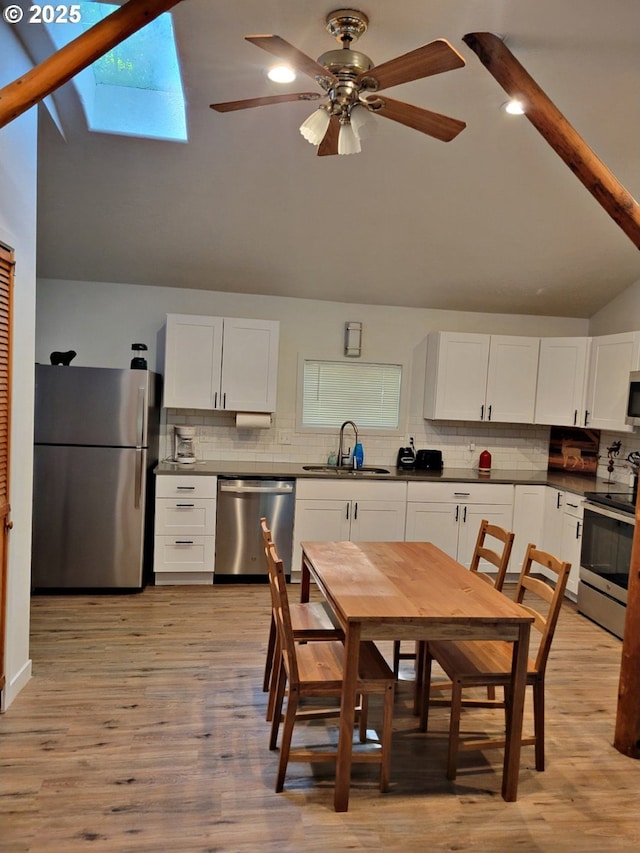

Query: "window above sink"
(299, 360), (403, 433)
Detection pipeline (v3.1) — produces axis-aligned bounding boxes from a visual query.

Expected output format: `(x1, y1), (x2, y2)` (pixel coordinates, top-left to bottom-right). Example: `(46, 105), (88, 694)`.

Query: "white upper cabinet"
(534, 337), (590, 426)
(164, 314), (223, 410)
(485, 335), (540, 423)
(584, 331), (640, 432)
(424, 331), (539, 423)
(424, 332), (489, 421)
(163, 314), (279, 412)
(220, 318), (279, 412)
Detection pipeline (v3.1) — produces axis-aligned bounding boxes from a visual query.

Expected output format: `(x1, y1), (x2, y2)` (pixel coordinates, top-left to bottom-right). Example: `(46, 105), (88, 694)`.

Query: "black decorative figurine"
(50, 350), (76, 366)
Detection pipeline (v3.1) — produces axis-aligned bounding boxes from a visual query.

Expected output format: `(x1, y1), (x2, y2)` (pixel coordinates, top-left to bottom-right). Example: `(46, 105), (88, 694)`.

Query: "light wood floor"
(1, 583), (638, 852)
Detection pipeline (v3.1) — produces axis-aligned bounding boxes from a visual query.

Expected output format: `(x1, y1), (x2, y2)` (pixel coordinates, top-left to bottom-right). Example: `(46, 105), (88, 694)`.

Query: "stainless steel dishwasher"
(215, 478), (295, 581)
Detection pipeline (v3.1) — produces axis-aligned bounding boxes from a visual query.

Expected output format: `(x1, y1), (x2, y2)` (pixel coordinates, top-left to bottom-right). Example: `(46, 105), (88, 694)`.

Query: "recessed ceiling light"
(267, 65), (296, 83)
(502, 99), (526, 115)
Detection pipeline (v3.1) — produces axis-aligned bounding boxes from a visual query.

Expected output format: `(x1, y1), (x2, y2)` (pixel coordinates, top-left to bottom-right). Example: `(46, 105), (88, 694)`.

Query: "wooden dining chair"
(260, 518), (343, 722)
(266, 542), (395, 795)
(468, 519), (515, 591)
(394, 519), (515, 680)
(419, 544), (571, 781)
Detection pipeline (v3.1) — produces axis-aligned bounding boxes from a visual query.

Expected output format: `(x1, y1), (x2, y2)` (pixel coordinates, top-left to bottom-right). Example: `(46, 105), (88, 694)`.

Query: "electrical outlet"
(278, 430), (292, 445)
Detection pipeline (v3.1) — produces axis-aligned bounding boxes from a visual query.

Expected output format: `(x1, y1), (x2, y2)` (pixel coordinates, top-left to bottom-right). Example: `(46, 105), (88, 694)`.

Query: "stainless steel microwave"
(627, 370), (640, 426)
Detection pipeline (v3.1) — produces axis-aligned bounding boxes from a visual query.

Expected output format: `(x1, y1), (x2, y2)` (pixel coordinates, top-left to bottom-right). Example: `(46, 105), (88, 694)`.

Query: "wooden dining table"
(299, 540), (534, 812)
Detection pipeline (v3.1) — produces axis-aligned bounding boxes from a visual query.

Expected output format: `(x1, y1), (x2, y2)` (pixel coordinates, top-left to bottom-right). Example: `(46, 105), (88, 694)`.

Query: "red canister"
(479, 449), (492, 474)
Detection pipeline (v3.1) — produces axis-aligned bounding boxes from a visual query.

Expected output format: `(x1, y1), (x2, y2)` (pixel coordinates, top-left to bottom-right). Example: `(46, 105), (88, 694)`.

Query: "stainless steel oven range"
(578, 491), (636, 639)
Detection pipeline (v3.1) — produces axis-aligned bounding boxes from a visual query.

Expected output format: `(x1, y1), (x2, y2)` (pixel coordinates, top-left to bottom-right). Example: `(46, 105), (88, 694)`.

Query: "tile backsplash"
(163, 410), (552, 472)
(162, 411), (639, 484)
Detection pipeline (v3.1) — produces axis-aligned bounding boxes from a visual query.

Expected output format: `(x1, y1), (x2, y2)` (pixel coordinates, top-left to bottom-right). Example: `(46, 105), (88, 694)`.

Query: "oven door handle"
(585, 502), (636, 526)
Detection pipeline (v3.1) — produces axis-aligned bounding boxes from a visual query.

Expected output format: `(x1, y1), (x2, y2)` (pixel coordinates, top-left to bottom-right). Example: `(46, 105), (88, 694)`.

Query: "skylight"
(45, 1), (187, 142)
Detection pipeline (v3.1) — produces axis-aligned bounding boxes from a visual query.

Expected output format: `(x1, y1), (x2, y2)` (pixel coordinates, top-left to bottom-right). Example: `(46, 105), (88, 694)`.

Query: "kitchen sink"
(302, 465), (391, 475)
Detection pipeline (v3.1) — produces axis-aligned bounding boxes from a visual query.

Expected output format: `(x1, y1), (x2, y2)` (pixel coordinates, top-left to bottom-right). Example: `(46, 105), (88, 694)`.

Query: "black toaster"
(415, 449), (443, 470)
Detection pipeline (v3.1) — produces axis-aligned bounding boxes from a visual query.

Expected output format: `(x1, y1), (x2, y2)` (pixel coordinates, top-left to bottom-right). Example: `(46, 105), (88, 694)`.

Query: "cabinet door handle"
(576, 521), (582, 539)
(573, 409), (578, 425)
(177, 486), (195, 491)
(584, 410), (590, 426)
(480, 404), (484, 421)
(556, 492), (562, 509)
(214, 391), (218, 408)
(346, 502), (350, 520)
(354, 501), (358, 520)
(223, 392), (226, 409)
(175, 503), (195, 508)
(455, 505), (459, 522)
(463, 506), (467, 523)
(487, 404), (492, 421)
(175, 540), (194, 545)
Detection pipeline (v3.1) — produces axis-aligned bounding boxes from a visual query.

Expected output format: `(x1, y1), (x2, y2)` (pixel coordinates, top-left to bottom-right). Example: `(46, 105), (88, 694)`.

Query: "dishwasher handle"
(219, 481), (295, 495)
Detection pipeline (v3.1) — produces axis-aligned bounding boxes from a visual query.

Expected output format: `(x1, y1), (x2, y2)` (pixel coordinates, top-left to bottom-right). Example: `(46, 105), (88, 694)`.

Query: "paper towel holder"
(235, 412), (272, 429)
(344, 322), (362, 358)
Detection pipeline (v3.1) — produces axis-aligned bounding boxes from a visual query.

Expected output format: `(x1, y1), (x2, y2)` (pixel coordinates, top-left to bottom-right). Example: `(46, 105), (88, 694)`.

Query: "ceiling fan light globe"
(267, 65), (296, 83)
(338, 122), (361, 155)
(503, 98), (525, 115)
(299, 107), (331, 145)
(350, 103), (376, 140)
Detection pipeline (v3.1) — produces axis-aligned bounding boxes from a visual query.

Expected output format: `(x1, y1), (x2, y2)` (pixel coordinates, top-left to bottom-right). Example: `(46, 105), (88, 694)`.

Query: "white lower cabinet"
(405, 483), (514, 572)
(560, 495), (584, 597)
(292, 479), (407, 579)
(154, 474), (217, 584)
(511, 485), (546, 576)
(542, 487), (584, 597)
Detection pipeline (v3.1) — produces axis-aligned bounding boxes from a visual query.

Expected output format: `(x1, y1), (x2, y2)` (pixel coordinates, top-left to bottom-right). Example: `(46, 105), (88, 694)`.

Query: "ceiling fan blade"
(358, 39), (465, 92)
(210, 92), (320, 112)
(370, 95), (466, 142)
(317, 116), (340, 156)
(245, 35), (337, 85)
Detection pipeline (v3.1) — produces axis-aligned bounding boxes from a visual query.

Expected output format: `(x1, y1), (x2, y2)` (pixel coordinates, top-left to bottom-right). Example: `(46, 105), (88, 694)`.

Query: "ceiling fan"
(210, 8), (467, 156)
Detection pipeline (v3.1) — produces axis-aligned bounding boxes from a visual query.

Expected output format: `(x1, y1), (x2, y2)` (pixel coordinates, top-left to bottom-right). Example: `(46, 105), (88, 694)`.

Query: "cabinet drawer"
(155, 498), (216, 535)
(156, 474), (217, 499)
(562, 493), (584, 518)
(295, 478), (407, 502)
(407, 482), (513, 504)
(154, 535), (215, 573)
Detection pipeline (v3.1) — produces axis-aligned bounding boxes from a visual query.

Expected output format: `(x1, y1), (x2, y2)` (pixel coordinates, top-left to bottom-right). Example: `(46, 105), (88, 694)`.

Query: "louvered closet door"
(0, 244), (14, 694)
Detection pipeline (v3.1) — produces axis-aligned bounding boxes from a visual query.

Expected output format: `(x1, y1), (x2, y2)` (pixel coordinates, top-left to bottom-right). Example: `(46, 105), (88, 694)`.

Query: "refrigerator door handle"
(136, 386), (146, 447)
(134, 448), (144, 508)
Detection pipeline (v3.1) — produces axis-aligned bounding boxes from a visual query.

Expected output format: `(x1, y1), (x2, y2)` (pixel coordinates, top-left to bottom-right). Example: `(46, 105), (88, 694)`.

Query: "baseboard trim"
(1, 658), (32, 712)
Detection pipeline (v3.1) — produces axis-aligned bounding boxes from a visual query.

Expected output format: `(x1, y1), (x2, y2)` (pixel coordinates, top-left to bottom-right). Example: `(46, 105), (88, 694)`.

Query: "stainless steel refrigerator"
(32, 365), (160, 590)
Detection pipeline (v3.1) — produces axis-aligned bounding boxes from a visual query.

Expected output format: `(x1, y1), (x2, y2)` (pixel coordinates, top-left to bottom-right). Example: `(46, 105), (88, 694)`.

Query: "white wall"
(589, 280), (640, 336)
(37, 278), (591, 471)
(0, 24), (38, 709)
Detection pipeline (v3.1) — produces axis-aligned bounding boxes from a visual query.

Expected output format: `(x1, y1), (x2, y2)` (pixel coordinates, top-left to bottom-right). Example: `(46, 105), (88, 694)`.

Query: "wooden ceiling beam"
(0, 0), (184, 128)
(463, 32), (640, 250)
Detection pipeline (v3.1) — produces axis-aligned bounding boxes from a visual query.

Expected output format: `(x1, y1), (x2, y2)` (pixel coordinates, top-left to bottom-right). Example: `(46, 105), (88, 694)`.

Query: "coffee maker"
(396, 444), (416, 470)
(173, 426), (197, 464)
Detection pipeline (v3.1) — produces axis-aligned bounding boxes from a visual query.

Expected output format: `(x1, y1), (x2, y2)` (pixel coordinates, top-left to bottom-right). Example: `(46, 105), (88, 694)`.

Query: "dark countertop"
(154, 459), (633, 500)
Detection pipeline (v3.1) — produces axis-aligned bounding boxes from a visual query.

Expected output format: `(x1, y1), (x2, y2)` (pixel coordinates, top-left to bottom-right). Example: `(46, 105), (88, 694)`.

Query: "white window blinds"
(302, 360), (402, 429)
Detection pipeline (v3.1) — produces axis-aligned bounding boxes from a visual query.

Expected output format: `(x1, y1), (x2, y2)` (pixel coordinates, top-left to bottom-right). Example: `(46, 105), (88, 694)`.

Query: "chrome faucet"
(338, 420), (359, 468)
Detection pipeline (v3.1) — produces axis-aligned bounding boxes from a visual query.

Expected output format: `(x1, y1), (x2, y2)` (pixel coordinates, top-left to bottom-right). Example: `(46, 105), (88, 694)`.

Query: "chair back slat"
(515, 544), (571, 675)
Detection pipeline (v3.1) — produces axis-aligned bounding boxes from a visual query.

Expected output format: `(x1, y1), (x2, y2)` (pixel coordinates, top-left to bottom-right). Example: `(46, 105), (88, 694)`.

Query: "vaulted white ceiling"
(33, 0), (640, 317)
